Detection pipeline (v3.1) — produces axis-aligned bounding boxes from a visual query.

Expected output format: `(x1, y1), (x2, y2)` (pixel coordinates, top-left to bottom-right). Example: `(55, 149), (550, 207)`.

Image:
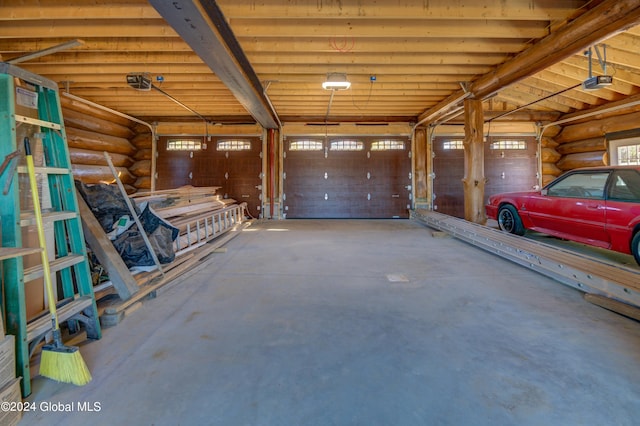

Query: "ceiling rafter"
(3, 0), (640, 124)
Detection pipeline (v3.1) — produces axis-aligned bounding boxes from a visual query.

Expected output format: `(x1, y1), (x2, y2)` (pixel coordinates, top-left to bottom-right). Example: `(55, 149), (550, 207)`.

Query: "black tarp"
(76, 181), (178, 267)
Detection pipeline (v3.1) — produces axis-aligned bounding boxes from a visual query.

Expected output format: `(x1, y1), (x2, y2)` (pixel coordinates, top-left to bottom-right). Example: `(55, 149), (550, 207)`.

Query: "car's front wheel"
(632, 231), (640, 265)
(497, 204), (525, 236)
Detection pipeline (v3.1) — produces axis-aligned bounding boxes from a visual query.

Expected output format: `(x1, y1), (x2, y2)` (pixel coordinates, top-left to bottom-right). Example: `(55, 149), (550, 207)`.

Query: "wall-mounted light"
(322, 72), (351, 90)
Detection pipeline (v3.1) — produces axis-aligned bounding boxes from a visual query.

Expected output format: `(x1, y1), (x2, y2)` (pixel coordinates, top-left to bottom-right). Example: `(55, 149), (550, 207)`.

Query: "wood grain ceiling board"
(0, 0), (640, 124)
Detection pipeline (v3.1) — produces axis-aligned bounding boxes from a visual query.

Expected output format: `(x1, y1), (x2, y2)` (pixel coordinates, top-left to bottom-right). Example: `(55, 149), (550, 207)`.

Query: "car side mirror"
(540, 188), (548, 195)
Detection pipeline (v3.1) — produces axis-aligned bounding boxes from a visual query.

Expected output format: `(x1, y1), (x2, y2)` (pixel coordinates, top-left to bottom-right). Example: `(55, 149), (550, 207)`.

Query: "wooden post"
(267, 128), (276, 218)
(413, 128), (429, 210)
(462, 99), (487, 224)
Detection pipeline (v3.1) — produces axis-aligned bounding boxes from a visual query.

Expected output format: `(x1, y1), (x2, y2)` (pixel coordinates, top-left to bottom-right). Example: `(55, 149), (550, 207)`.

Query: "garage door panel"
(156, 136), (198, 189)
(284, 137), (410, 218)
(484, 137), (538, 204)
(433, 138), (465, 218)
(433, 136), (538, 218)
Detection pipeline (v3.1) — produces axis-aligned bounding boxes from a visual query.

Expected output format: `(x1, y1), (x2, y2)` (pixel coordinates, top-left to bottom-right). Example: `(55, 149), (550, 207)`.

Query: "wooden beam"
(418, 0), (640, 124)
(0, 20), (176, 38)
(0, 0), (158, 20)
(413, 128), (429, 209)
(462, 99), (487, 224)
(76, 192), (139, 300)
(218, 0), (586, 21)
(237, 38), (533, 54)
(496, 86), (577, 113)
(246, 52), (509, 67)
(562, 56), (640, 88)
(149, 0), (279, 129)
(472, 0), (640, 99)
(0, 37), (191, 53)
(559, 91), (640, 123)
(584, 293), (640, 322)
(0, 37), (530, 55)
(546, 62), (636, 96)
(525, 74), (604, 104)
(227, 19), (549, 40)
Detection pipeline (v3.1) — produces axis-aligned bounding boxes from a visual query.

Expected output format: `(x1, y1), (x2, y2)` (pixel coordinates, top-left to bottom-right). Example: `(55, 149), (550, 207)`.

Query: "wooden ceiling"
(2, 0), (640, 126)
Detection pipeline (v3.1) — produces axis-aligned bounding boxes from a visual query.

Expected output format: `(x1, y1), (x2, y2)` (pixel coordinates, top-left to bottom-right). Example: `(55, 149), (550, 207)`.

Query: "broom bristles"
(40, 344), (92, 386)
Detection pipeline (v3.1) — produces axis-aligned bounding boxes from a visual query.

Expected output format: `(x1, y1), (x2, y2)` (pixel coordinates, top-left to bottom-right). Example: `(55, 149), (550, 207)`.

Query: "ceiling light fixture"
(322, 72), (351, 90)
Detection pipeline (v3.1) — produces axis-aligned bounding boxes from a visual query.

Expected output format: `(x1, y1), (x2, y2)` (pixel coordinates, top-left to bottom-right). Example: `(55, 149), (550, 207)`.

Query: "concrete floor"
(22, 219), (640, 425)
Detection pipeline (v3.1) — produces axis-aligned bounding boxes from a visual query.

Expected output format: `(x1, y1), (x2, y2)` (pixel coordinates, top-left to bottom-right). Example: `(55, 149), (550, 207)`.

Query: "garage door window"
(490, 140), (527, 150)
(442, 140), (464, 150)
(167, 139), (202, 151)
(371, 140), (405, 151)
(217, 140), (252, 151)
(289, 140), (323, 151)
(331, 140), (364, 151)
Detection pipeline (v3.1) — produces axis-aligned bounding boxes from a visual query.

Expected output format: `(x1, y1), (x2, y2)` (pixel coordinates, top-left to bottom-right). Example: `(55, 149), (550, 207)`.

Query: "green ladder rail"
(0, 63), (101, 397)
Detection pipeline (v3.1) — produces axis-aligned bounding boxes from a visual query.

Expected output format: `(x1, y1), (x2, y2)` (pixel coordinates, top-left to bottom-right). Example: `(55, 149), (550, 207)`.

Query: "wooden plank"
(76, 190), (139, 300)
(0, 247), (41, 261)
(104, 152), (164, 277)
(584, 293), (640, 322)
(23, 254), (84, 282)
(412, 210), (640, 307)
(129, 185), (221, 200)
(26, 296), (93, 343)
(153, 200), (227, 219)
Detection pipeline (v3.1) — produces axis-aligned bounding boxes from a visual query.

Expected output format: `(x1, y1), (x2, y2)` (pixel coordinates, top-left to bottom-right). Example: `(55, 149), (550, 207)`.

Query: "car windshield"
(546, 171), (609, 199)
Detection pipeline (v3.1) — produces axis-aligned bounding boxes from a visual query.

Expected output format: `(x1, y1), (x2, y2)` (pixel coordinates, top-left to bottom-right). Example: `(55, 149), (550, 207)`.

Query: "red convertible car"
(485, 166), (640, 265)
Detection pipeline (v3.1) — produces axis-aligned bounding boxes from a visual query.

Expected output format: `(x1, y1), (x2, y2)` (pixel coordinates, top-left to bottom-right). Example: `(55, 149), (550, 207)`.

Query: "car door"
(525, 170), (610, 247)
(605, 169), (640, 252)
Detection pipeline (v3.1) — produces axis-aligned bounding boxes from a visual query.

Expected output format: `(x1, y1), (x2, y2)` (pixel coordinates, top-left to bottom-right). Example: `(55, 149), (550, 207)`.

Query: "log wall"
(540, 134), (562, 186)
(130, 129), (153, 190)
(61, 94), (139, 189)
(552, 110), (640, 176)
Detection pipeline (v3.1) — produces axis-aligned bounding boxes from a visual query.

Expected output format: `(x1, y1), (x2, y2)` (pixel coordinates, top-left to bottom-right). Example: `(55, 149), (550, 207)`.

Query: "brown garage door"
(156, 136), (201, 189)
(484, 136), (538, 203)
(283, 137), (411, 218)
(157, 136), (263, 216)
(433, 136), (538, 218)
(433, 137), (465, 218)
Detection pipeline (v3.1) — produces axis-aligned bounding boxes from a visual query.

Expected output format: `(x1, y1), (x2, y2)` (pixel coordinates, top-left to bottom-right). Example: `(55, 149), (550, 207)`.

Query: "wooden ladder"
(0, 63), (101, 397)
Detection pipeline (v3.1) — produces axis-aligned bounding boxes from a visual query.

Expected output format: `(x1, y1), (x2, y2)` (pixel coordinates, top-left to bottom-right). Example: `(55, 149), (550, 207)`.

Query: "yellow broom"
(24, 137), (92, 386)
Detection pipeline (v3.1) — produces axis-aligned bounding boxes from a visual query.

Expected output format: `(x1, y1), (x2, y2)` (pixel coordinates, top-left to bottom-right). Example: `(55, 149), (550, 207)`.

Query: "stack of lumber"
(82, 184), (250, 326)
(130, 185), (226, 218)
(130, 185), (241, 253)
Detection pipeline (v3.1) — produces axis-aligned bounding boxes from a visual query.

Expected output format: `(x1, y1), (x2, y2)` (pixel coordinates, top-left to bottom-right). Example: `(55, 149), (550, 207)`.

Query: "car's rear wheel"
(497, 204), (525, 236)
(632, 232), (640, 266)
